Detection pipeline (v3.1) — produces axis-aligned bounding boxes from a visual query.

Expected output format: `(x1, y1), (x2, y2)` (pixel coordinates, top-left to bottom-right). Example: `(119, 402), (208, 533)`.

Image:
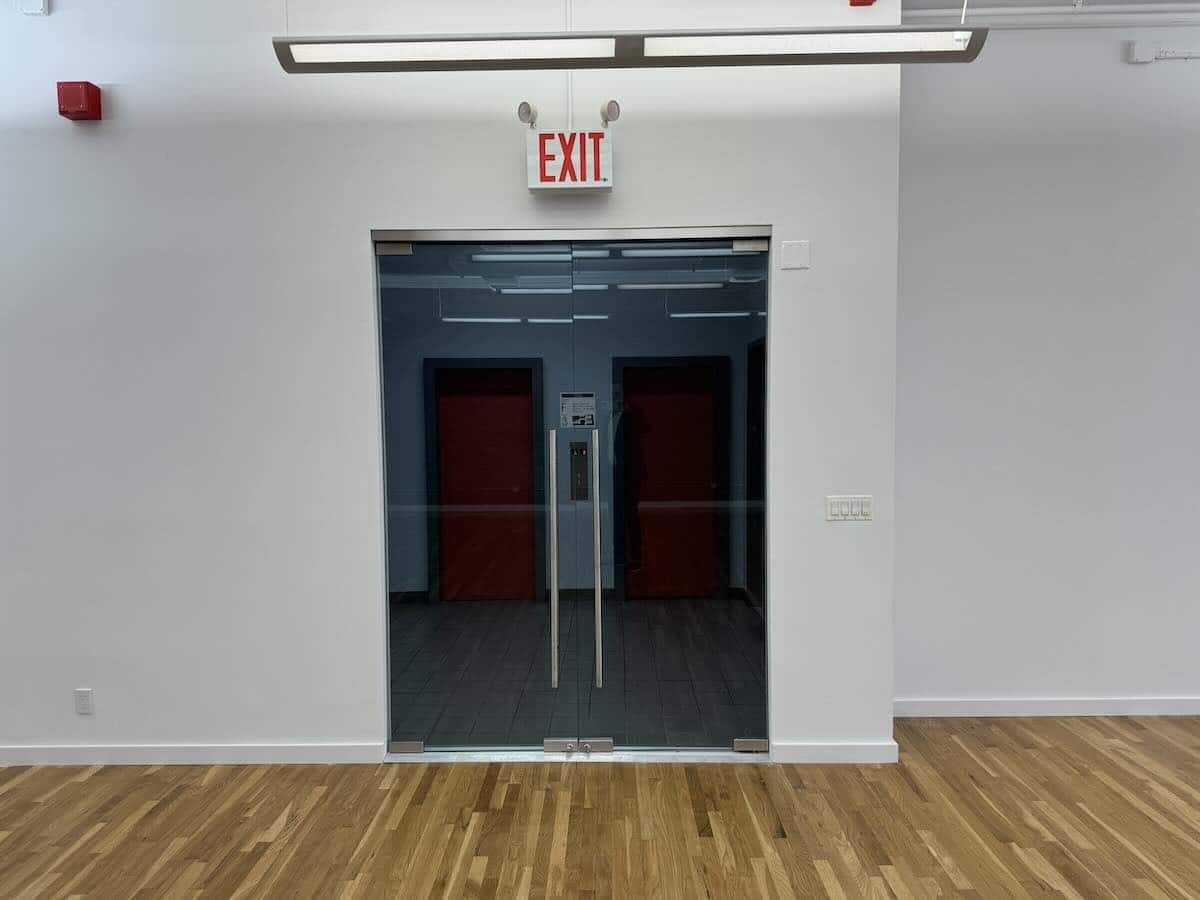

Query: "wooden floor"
(2, 718), (1199, 898)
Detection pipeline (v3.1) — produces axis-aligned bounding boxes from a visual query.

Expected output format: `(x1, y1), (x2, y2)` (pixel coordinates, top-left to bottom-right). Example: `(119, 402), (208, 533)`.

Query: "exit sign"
(527, 130), (613, 191)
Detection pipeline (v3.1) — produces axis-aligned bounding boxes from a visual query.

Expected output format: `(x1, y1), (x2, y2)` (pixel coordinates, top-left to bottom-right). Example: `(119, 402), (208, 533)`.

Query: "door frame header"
(371, 225), (772, 244)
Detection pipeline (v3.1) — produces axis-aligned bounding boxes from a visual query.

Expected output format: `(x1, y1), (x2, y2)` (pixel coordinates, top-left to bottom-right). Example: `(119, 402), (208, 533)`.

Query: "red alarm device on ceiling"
(57, 81), (102, 121)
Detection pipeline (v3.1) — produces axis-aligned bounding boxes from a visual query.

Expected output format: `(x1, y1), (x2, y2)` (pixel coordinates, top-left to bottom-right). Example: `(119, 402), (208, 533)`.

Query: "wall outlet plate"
(74, 687), (94, 715)
(826, 495), (873, 522)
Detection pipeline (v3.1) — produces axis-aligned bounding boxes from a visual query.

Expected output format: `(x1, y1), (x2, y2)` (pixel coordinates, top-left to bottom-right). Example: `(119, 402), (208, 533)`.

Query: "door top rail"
(372, 226), (772, 244)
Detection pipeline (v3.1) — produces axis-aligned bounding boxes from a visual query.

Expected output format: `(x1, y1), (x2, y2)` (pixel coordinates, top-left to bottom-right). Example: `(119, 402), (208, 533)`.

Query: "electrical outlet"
(74, 688), (94, 715)
(826, 495), (873, 522)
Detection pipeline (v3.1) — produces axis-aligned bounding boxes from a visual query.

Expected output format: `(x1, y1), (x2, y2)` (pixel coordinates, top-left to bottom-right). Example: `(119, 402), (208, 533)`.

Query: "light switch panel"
(780, 240), (811, 270)
(826, 495), (873, 522)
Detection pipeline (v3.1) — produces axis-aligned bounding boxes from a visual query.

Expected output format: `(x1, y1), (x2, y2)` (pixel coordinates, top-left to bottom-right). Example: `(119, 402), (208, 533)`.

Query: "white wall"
(0, 0), (900, 763)
(896, 26), (1200, 716)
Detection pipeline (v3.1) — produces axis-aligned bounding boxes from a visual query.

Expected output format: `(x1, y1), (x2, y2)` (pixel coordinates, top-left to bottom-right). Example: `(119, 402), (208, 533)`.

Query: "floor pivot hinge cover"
(388, 741), (424, 753)
(733, 738), (769, 752)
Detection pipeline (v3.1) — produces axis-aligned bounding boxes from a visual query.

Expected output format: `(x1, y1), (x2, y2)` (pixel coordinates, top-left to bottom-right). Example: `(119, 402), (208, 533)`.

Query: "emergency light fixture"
(273, 26), (987, 74)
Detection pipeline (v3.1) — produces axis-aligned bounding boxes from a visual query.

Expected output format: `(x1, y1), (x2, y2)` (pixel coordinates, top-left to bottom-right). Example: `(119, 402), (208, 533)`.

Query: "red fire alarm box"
(57, 81), (102, 121)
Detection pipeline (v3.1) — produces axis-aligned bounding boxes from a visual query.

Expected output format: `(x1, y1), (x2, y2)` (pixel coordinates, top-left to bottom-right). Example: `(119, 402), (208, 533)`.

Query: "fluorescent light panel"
(274, 27), (986, 73)
(643, 30), (972, 58)
(293, 37), (615, 65)
(527, 318), (573, 324)
(573, 314), (610, 320)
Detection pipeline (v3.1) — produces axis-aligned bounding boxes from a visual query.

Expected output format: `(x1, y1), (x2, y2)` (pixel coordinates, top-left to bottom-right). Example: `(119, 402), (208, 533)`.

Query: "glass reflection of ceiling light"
(497, 287), (572, 294)
(573, 314), (610, 320)
(571, 250), (611, 258)
(472, 253), (572, 262)
(274, 28), (986, 73)
(618, 282), (724, 291)
(527, 318), (574, 324)
(757, 311), (768, 317)
(572, 284), (609, 291)
(620, 248), (756, 258)
(668, 311), (753, 319)
(441, 317), (522, 324)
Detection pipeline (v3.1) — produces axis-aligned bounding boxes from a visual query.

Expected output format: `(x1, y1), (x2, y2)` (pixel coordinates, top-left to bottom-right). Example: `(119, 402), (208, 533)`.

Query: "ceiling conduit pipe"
(905, 2), (1200, 28)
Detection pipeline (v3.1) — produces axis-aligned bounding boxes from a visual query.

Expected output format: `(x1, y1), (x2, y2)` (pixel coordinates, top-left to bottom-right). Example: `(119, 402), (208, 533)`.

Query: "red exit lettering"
(538, 131), (607, 184)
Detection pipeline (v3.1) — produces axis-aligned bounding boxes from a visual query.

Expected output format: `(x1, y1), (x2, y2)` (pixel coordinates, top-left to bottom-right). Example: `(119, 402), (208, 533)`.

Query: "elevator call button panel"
(570, 442), (590, 501)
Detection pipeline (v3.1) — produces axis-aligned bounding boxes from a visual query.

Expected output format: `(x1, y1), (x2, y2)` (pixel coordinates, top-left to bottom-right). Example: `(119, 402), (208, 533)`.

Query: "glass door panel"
(381, 236), (768, 752)
(569, 239), (769, 750)
(381, 242), (577, 749)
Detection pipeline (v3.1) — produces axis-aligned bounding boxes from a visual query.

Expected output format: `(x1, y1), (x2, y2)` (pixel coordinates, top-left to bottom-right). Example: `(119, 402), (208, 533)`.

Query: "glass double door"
(381, 236), (768, 752)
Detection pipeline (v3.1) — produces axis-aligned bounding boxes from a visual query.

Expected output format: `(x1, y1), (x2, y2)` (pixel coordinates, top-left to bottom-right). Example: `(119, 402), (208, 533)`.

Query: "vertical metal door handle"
(592, 427), (602, 688)
(549, 429), (559, 689)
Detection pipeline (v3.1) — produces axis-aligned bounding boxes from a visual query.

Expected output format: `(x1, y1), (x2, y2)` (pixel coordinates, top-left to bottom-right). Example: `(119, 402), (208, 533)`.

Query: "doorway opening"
(378, 229), (769, 753)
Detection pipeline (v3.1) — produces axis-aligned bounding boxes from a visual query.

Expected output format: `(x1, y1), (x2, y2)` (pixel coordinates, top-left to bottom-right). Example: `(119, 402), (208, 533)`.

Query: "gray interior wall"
(381, 288), (765, 592)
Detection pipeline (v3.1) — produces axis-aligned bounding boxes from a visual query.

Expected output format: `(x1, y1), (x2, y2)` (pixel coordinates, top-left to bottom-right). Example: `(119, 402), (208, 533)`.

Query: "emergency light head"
(600, 98), (620, 127)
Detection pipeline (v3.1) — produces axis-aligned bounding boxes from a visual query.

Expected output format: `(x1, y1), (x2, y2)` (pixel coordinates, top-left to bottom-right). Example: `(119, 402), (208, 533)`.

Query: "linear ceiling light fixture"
(273, 26), (987, 74)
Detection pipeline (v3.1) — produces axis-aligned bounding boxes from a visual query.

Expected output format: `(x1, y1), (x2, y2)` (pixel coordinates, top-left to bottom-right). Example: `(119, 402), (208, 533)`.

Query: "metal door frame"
(375, 225), (773, 758)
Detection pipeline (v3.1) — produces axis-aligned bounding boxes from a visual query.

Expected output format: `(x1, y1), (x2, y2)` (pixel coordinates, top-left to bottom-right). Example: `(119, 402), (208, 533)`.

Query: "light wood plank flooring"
(1, 717), (1199, 898)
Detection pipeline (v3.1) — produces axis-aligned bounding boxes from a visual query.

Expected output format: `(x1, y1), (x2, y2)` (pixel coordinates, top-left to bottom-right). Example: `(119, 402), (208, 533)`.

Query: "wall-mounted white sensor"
(517, 101), (538, 128)
(20, 0), (50, 14)
(600, 99), (621, 127)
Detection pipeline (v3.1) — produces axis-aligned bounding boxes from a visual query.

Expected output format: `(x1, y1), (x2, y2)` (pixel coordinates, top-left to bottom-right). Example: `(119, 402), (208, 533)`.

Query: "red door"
(436, 368), (535, 601)
(623, 365), (718, 599)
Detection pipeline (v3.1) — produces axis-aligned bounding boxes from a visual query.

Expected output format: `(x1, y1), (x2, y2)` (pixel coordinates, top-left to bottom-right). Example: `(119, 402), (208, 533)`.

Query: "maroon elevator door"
(623, 365), (718, 599)
(436, 368), (535, 601)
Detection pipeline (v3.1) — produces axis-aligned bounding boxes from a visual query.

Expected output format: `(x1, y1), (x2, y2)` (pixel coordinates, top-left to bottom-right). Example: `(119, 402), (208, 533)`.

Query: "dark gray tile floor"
(389, 592), (767, 749)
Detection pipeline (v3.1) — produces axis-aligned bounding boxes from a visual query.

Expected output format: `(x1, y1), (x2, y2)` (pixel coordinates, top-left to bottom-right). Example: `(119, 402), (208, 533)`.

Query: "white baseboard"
(0, 742), (384, 766)
(894, 696), (1200, 718)
(771, 740), (899, 764)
